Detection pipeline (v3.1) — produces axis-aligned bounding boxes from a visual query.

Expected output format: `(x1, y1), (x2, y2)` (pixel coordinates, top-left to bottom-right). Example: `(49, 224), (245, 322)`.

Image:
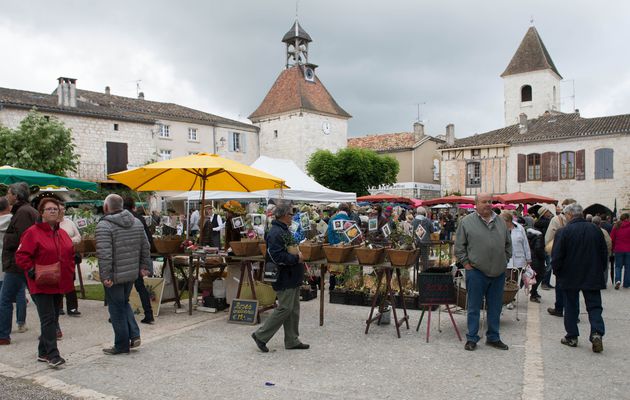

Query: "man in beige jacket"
(545, 199), (576, 317)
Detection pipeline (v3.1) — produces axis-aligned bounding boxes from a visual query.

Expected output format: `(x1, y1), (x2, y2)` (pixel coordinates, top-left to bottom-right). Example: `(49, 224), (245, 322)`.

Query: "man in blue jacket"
(252, 203), (308, 352)
(552, 203), (608, 353)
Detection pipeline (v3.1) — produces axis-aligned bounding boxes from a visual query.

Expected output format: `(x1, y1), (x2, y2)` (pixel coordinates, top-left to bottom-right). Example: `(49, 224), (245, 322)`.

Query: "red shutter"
(517, 154), (526, 183)
(541, 152), (550, 181)
(548, 152), (559, 181)
(575, 149), (585, 180)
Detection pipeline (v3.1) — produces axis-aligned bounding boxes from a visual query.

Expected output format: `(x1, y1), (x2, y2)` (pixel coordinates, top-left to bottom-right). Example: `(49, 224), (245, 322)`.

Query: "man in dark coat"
(251, 202), (308, 353)
(552, 203), (608, 353)
(535, 207), (554, 289)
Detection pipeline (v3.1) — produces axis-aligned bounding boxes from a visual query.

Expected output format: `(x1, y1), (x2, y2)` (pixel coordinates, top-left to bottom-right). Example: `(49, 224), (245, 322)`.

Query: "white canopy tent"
(167, 156), (356, 203)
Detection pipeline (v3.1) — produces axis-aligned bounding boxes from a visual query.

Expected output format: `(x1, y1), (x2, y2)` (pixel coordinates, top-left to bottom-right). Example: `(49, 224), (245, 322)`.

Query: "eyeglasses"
(44, 208), (59, 212)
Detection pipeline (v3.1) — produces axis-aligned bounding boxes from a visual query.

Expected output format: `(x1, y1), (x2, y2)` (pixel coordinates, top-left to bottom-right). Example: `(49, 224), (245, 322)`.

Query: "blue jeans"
(104, 282), (140, 352)
(542, 255), (552, 286)
(614, 252), (630, 287)
(563, 289), (604, 339)
(465, 269), (505, 343)
(0, 272), (28, 339)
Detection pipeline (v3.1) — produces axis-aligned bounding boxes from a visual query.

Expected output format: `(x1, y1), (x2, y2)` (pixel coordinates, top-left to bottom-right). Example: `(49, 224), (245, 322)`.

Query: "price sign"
(228, 299), (258, 324)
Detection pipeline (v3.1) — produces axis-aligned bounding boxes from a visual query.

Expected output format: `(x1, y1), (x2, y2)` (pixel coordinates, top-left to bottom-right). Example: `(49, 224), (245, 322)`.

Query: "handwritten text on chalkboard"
(228, 299), (258, 324)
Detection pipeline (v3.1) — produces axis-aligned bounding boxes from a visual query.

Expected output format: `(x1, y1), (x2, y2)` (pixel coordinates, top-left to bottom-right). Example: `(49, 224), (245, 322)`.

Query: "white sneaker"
(17, 325), (28, 333)
(506, 302), (515, 310)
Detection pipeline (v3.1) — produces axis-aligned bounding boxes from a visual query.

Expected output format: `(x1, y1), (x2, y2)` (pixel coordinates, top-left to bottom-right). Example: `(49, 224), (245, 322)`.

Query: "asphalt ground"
(1, 276), (629, 400)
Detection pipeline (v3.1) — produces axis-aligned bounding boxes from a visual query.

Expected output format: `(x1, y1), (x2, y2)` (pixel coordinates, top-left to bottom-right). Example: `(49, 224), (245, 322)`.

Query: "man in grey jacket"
(96, 194), (151, 355)
(455, 193), (512, 351)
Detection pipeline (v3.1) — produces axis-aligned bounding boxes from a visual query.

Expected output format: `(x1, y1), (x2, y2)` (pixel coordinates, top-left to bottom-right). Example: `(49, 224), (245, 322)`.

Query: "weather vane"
(530, 15), (535, 26)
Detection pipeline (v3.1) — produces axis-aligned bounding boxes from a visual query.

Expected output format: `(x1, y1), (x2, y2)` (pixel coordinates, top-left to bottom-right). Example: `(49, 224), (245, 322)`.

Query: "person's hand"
(464, 263), (473, 270)
(140, 268), (150, 277)
(103, 279), (113, 288)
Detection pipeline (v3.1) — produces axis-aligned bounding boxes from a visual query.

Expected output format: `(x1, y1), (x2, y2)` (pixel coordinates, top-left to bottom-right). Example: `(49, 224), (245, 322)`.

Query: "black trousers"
(32, 293), (62, 358)
(134, 276), (153, 318)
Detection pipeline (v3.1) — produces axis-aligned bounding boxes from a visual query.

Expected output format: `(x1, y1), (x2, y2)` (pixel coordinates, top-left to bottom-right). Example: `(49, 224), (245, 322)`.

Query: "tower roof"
(501, 26), (562, 79)
(282, 20), (312, 43)
(249, 66), (351, 121)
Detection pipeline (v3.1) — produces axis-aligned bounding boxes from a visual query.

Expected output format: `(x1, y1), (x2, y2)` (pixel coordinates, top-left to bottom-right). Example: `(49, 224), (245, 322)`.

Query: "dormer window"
(521, 85), (532, 102)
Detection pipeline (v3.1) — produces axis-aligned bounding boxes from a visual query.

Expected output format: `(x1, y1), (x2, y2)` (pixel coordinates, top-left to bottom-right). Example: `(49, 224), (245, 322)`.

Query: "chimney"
(413, 121), (424, 141)
(56, 77), (77, 108)
(445, 123), (455, 146)
(519, 113), (528, 134)
(105, 86), (111, 95)
(138, 92), (145, 100)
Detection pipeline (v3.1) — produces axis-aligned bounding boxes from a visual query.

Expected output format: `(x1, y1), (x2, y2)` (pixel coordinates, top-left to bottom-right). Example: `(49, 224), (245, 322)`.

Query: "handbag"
(263, 248), (279, 283)
(35, 261), (61, 287)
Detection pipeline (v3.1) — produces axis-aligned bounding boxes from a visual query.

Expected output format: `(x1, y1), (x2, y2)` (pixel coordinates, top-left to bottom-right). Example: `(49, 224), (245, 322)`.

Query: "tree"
(0, 109), (79, 176)
(306, 148), (399, 196)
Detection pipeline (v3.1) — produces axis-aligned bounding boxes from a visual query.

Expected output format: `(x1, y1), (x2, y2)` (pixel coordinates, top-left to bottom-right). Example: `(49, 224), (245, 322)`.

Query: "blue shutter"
(594, 149), (604, 179)
(241, 133), (247, 153)
(228, 133), (234, 152)
(603, 148), (613, 179)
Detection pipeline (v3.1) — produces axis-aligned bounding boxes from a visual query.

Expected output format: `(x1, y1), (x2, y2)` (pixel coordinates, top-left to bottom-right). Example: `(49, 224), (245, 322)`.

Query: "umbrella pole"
(199, 179), (207, 245)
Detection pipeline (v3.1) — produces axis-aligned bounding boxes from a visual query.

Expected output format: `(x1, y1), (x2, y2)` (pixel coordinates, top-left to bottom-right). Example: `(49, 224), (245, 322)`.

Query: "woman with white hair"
(500, 211), (531, 309)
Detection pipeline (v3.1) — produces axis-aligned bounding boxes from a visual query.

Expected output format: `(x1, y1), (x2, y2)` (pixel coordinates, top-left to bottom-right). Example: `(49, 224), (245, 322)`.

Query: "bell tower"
(282, 20), (312, 67)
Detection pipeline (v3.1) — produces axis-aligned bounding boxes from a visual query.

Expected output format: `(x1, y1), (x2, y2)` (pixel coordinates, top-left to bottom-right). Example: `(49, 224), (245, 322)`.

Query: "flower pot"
(75, 238), (96, 254)
(323, 245), (356, 263)
(354, 247), (385, 265)
(230, 240), (261, 256)
(298, 243), (325, 261)
(153, 239), (183, 254)
(386, 249), (418, 267)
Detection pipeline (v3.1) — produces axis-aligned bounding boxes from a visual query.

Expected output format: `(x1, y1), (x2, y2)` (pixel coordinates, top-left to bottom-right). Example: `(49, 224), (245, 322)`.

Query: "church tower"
(249, 20), (351, 171)
(501, 26), (562, 126)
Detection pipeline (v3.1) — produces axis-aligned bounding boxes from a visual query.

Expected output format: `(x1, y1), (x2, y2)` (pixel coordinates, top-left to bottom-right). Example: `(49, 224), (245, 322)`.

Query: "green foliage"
(306, 148), (399, 196)
(78, 185), (152, 203)
(0, 109), (79, 176)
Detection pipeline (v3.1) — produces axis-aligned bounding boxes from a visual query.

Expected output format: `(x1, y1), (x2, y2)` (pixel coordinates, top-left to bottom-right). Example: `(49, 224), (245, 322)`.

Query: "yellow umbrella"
(108, 153), (287, 243)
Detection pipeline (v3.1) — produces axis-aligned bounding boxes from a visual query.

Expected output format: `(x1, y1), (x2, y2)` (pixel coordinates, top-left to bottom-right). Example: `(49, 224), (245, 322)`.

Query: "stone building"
(0, 77), (258, 181)
(438, 26), (630, 214)
(348, 122), (443, 199)
(249, 20), (351, 170)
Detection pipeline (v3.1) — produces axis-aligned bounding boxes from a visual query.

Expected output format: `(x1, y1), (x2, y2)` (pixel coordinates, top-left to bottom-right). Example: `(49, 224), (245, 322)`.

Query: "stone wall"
(503, 69), (561, 126)
(256, 110), (348, 170)
(439, 146), (509, 196)
(507, 135), (630, 212)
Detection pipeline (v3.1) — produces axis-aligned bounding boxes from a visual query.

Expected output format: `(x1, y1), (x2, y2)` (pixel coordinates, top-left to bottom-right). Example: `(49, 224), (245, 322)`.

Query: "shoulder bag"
(263, 248), (280, 283)
(35, 261), (61, 287)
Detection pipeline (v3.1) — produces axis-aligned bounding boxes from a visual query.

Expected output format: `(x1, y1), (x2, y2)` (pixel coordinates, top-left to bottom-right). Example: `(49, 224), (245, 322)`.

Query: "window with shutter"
(575, 149), (585, 180)
(541, 152), (559, 182)
(595, 148), (613, 179)
(527, 153), (541, 180)
(517, 154), (526, 183)
(241, 134), (247, 153)
(560, 151), (576, 179)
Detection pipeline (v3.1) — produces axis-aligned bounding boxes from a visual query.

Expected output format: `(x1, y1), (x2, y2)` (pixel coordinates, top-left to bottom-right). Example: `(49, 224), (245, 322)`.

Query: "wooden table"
(230, 255), (277, 323)
(364, 264), (411, 338)
(187, 251), (227, 315)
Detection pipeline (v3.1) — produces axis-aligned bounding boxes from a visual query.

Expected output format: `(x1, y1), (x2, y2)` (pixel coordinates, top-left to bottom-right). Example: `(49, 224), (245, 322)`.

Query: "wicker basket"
(354, 247), (385, 265)
(386, 249), (418, 267)
(299, 243), (325, 261)
(153, 239), (183, 254)
(455, 280), (520, 309)
(230, 240), (261, 256)
(240, 281), (277, 306)
(323, 245), (356, 263)
(75, 238), (96, 254)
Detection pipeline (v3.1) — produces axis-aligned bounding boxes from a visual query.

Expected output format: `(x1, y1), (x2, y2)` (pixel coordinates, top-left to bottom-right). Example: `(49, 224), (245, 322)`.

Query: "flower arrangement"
(222, 200), (246, 215)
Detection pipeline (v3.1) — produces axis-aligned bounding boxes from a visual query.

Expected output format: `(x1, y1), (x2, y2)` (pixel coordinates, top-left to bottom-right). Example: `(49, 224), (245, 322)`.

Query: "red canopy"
(423, 195), (475, 206)
(495, 191), (557, 205)
(356, 194), (413, 204)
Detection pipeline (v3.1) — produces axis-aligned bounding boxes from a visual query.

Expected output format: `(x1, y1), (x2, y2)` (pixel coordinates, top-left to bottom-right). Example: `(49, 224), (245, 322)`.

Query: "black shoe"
(67, 309), (81, 317)
(547, 307), (563, 317)
(130, 337), (141, 349)
(561, 337), (578, 347)
(141, 317), (155, 324)
(486, 340), (509, 350)
(529, 297), (541, 303)
(287, 343), (310, 350)
(251, 333), (269, 353)
(591, 333), (603, 353)
(464, 341), (477, 351)
(48, 356), (66, 368)
(37, 355), (49, 363)
(102, 347), (130, 355)
(58, 309), (65, 315)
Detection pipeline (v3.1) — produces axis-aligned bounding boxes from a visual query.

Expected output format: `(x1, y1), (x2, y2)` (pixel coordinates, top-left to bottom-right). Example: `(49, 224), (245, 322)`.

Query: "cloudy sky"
(1, 1), (629, 139)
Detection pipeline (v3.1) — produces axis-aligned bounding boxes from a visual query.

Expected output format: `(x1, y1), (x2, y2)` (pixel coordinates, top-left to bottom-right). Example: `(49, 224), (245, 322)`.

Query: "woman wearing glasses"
(15, 197), (75, 368)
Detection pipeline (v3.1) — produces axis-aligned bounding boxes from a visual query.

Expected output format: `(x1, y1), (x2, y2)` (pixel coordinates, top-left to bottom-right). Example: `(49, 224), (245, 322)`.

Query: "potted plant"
(354, 240), (386, 265)
(69, 207), (98, 253)
(298, 236), (325, 261)
(385, 222), (418, 267)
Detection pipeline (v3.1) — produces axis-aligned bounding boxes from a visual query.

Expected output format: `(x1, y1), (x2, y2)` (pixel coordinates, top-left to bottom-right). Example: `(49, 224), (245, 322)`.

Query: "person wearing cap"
(200, 205), (223, 248)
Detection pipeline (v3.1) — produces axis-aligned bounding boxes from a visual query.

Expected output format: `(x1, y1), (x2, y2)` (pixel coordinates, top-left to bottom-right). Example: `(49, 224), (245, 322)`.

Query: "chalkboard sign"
(417, 273), (456, 305)
(228, 299), (258, 324)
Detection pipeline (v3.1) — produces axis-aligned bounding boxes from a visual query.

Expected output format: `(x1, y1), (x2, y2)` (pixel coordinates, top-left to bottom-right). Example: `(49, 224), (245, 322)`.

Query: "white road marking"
(521, 299), (545, 400)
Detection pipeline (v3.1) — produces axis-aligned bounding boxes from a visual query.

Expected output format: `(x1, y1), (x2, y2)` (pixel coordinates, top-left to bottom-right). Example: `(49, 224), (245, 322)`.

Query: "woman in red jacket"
(15, 198), (75, 368)
(611, 213), (630, 289)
